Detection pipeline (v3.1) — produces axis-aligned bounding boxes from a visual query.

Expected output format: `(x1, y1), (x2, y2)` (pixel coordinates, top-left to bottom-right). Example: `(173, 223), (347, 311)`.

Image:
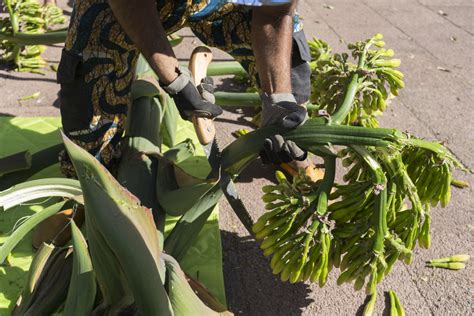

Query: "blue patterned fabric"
(191, 0), (292, 20)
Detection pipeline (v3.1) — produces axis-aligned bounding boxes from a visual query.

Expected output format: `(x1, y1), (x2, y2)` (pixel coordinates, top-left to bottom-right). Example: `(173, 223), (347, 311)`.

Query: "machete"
(188, 46), (254, 234)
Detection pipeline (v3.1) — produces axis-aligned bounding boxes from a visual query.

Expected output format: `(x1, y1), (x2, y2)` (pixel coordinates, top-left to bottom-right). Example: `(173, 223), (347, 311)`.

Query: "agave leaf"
(0, 200), (67, 264)
(157, 157), (216, 217)
(162, 253), (231, 316)
(160, 93), (179, 148)
(0, 150), (31, 177)
(63, 220), (96, 316)
(0, 178), (82, 211)
(0, 144), (64, 191)
(85, 210), (132, 308)
(164, 185), (221, 262)
(62, 132), (173, 315)
(156, 139), (217, 216)
(119, 94), (165, 244)
(17, 246), (73, 316)
(12, 242), (55, 316)
(186, 274), (229, 313)
(163, 138), (196, 164)
(135, 55), (151, 78)
(131, 79), (162, 100)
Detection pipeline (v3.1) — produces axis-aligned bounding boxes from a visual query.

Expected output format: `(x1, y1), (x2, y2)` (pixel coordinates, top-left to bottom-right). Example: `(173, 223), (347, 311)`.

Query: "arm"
(108, 0), (222, 120)
(252, 1), (309, 165)
(251, 1), (297, 94)
(108, 0), (179, 84)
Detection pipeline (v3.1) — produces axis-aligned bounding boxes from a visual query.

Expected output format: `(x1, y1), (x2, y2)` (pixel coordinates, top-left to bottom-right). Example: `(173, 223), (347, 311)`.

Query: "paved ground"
(1, 0), (473, 315)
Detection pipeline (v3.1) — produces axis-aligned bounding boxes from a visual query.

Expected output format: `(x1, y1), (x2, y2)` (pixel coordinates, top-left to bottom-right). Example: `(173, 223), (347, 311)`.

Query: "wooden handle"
(189, 46), (215, 145)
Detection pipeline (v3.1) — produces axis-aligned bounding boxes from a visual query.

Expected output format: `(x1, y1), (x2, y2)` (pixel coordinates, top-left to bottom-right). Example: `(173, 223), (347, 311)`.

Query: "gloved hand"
(260, 93), (308, 165)
(161, 67), (222, 120)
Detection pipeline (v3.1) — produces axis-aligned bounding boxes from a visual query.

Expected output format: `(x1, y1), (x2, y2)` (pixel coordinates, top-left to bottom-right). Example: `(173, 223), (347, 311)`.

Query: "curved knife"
(189, 46), (254, 234)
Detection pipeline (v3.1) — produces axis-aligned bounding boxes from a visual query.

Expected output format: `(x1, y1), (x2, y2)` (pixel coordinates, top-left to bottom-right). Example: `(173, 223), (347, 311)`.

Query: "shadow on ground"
(221, 231), (313, 315)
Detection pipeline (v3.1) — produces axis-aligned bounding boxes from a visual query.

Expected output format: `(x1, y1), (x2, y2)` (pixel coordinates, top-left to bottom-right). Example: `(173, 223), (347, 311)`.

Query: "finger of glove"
(281, 107), (308, 129)
(286, 140), (307, 161)
(262, 138), (282, 164)
(199, 77), (215, 93)
(263, 136), (293, 164)
(195, 100), (222, 118)
(200, 89), (216, 103)
(259, 149), (272, 165)
(197, 77), (216, 103)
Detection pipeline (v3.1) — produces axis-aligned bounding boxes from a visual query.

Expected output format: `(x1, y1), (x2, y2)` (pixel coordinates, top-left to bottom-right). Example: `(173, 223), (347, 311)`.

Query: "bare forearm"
(109, 0), (179, 84)
(252, 1), (296, 94)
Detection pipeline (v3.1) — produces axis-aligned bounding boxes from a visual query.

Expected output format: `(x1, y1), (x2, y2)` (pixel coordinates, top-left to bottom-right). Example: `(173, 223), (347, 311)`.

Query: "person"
(56, 0), (312, 178)
(34, 0), (313, 246)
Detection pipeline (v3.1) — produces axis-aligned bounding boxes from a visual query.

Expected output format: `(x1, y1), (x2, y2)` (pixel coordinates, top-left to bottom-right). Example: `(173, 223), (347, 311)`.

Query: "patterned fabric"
(228, 0), (292, 5)
(57, 0), (305, 177)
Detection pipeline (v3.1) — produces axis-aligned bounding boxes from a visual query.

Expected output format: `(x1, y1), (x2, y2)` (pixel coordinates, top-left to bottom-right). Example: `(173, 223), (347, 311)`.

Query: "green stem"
(214, 91), (261, 107)
(331, 41), (370, 124)
(5, 0), (18, 34)
(350, 145), (387, 254)
(0, 30), (67, 45)
(214, 91), (319, 111)
(222, 119), (399, 175)
(206, 61), (247, 77)
(330, 74), (360, 124)
(402, 138), (465, 170)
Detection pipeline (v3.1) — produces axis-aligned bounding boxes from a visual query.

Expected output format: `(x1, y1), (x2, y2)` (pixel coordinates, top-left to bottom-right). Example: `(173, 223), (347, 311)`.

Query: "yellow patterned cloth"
(57, 0), (306, 177)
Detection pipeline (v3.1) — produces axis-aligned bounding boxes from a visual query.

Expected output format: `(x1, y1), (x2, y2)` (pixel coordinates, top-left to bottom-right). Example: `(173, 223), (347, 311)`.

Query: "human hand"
(260, 93), (308, 165)
(161, 68), (222, 120)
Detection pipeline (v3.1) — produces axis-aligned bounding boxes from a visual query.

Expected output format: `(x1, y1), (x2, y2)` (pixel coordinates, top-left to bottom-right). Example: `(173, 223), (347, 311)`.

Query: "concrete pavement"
(0, 0), (472, 315)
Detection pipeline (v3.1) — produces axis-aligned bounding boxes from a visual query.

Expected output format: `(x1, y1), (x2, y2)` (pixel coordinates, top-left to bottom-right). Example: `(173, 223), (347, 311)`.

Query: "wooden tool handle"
(189, 46), (215, 145)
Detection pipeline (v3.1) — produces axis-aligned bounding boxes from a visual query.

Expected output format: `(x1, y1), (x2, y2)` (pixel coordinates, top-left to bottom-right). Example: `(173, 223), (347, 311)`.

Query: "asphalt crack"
(415, 0), (474, 37)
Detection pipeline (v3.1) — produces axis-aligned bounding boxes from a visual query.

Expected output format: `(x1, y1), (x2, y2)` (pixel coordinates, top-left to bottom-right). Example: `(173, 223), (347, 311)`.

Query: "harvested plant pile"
(0, 34), (467, 315)
(248, 35), (466, 299)
(0, 0), (66, 73)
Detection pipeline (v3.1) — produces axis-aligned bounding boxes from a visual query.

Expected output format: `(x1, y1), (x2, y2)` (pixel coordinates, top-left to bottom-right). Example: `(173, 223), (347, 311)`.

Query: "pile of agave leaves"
(0, 34), (467, 315)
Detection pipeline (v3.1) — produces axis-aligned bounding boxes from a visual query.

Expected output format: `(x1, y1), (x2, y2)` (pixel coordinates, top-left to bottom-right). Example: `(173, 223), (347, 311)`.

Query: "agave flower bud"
(429, 254), (470, 264)
(374, 41), (386, 48)
(373, 33), (384, 40)
(428, 262), (466, 270)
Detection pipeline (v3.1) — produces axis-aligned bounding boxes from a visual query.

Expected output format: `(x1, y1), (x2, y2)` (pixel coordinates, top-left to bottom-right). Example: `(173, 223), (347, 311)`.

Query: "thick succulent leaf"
(85, 211), (132, 308)
(119, 93), (165, 244)
(0, 150), (31, 177)
(157, 139), (216, 216)
(160, 94), (179, 148)
(164, 185), (221, 262)
(162, 253), (230, 316)
(0, 200), (67, 264)
(0, 143), (64, 191)
(63, 220), (96, 316)
(186, 274), (230, 313)
(62, 132), (173, 316)
(131, 80), (162, 100)
(0, 178), (82, 211)
(163, 139), (196, 164)
(15, 247), (73, 316)
(12, 242), (55, 315)
(157, 158), (216, 216)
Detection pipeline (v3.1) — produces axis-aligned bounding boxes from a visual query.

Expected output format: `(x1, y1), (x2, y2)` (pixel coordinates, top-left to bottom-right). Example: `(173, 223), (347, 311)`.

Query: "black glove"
(161, 68), (222, 120)
(260, 93), (308, 165)
(260, 135), (307, 164)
